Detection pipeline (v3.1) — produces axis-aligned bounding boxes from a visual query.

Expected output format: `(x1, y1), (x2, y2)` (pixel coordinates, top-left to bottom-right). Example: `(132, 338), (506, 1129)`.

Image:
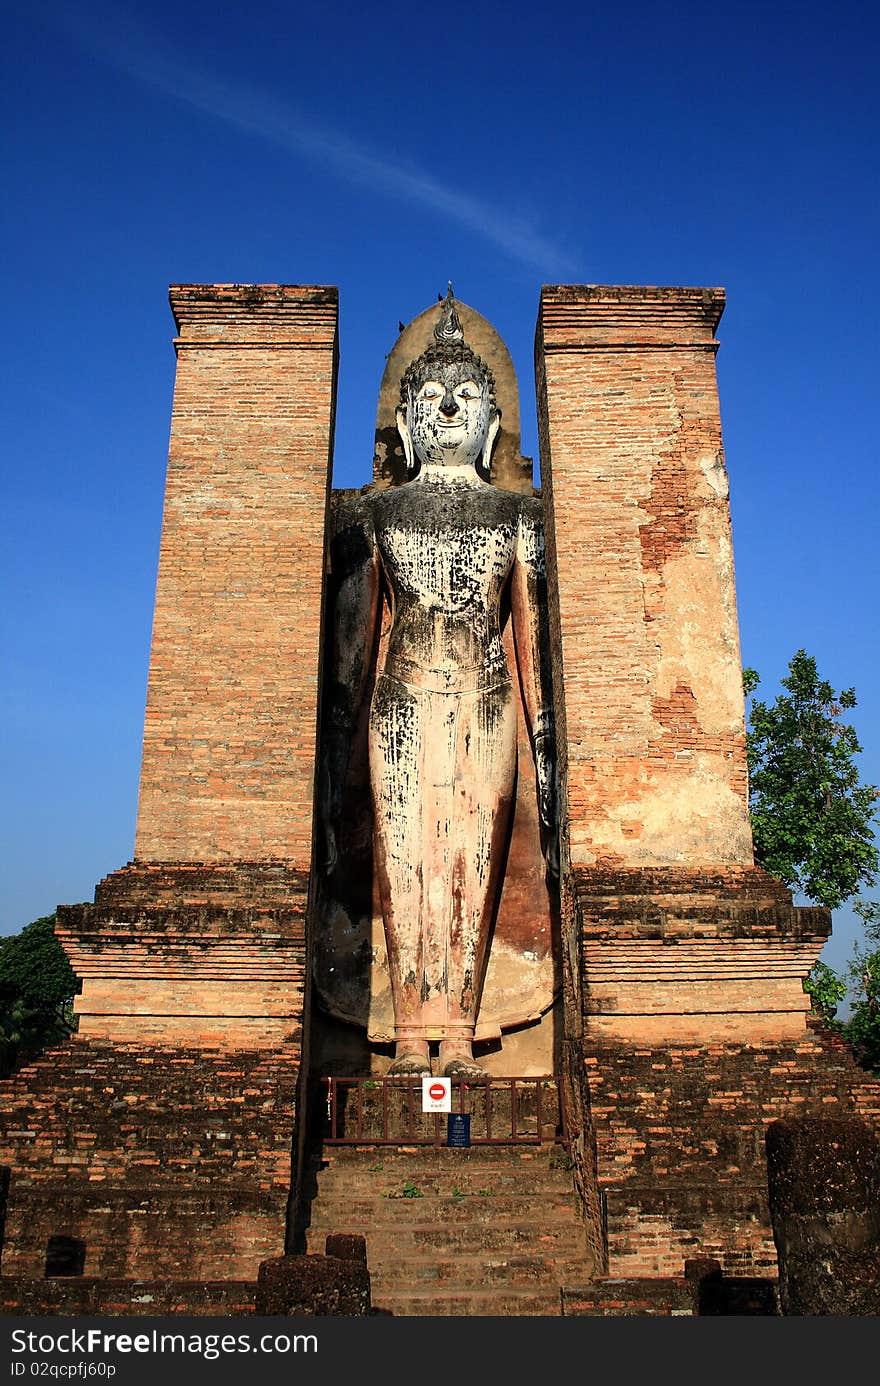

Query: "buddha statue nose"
(440, 388), (458, 417)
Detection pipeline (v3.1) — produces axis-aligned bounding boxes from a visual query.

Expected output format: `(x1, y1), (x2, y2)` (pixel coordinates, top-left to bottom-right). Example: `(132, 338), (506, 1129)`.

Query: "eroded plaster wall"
(535, 285), (754, 870)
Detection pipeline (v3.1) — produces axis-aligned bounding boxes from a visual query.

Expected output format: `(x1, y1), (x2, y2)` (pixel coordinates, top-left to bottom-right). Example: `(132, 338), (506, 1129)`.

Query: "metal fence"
(322, 1075), (560, 1146)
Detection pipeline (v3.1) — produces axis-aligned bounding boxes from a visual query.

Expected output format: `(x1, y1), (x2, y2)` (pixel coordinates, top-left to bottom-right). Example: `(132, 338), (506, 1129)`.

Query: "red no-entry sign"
(422, 1076), (452, 1112)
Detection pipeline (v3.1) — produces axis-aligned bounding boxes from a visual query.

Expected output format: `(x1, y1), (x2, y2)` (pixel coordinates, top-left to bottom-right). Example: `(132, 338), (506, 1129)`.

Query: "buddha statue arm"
(319, 497), (380, 874)
(510, 496), (559, 876)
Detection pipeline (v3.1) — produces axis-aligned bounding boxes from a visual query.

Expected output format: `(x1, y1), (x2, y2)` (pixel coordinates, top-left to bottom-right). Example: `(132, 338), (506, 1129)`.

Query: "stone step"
(365, 1254), (588, 1288)
(7, 1185), (286, 1209)
(311, 1147), (575, 1188)
(299, 1135), (583, 1316)
(307, 1220), (587, 1255)
(310, 1175), (579, 1208)
(309, 1182), (566, 1207)
(307, 1195), (581, 1226)
(603, 1181), (770, 1213)
(312, 1160), (562, 1184)
(315, 1142), (562, 1162)
(0, 1276), (257, 1317)
(560, 1277), (708, 1316)
(373, 1287), (563, 1316)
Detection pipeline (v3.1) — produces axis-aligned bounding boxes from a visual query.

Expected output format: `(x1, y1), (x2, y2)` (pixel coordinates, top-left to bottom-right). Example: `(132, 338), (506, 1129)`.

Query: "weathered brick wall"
(586, 1022), (880, 1278)
(0, 1041), (298, 1284)
(561, 1278), (697, 1315)
(135, 284), (337, 866)
(535, 286), (752, 870)
(566, 864), (838, 1272)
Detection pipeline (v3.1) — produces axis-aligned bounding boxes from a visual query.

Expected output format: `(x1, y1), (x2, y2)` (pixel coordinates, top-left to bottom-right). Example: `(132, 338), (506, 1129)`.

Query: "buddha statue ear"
(396, 405), (416, 474)
(482, 408), (502, 475)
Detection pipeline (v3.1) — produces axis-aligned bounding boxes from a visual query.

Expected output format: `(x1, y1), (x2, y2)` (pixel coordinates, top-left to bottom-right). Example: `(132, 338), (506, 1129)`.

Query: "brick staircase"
(302, 1142), (593, 1316)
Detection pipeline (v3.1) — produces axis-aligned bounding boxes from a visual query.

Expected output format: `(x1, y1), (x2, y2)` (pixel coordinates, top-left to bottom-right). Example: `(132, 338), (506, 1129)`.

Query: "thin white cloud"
(43, 3), (579, 277)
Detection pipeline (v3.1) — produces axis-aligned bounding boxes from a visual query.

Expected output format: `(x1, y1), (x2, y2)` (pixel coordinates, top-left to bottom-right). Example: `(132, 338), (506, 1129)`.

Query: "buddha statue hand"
(318, 713), (355, 877)
(317, 758), (339, 876)
(534, 726), (560, 878)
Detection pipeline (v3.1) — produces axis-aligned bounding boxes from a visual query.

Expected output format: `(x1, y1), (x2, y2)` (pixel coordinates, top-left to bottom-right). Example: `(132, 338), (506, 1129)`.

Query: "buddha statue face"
(397, 361), (500, 473)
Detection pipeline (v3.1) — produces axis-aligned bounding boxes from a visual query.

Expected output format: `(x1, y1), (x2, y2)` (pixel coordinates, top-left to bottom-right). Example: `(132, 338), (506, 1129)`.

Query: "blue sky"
(2, 0), (878, 980)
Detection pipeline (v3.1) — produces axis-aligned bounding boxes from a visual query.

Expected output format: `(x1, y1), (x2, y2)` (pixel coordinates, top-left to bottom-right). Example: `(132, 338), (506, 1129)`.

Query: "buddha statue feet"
(441, 1055), (487, 1079)
(387, 1051), (432, 1076)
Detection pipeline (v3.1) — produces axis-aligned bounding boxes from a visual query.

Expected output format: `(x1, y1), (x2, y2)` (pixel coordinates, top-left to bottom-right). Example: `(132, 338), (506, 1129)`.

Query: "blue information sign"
(447, 1113), (471, 1147)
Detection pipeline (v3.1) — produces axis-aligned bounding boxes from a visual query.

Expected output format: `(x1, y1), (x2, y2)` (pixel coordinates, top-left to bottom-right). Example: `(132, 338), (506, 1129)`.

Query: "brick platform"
(586, 1022), (880, 1279)
(0, 862), (309, 1310)
(0, 1040), (299, 1291)
(575, 865), (830, 1043)
(58, 863), (308, 1047)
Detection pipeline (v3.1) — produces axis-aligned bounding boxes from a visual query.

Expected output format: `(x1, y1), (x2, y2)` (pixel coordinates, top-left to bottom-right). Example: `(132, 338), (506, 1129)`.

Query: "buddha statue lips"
(322, 288), (557, 1078)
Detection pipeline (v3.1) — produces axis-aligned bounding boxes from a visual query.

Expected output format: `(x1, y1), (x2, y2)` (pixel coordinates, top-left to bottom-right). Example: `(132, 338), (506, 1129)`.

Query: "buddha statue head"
(396, 285), (501, 474)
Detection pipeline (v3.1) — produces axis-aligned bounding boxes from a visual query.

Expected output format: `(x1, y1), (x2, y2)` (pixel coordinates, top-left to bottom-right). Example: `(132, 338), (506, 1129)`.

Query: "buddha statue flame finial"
(434, 282), (464, 345)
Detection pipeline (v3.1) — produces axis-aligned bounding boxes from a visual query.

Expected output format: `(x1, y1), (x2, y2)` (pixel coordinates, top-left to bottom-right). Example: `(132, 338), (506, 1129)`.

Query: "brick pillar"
(135, 284), (338, 866)
(58, 285), (338, 1046)
(535, 285), (751, 870)
(4, 289), (340, 1296)
(535, 286), (828, 1045)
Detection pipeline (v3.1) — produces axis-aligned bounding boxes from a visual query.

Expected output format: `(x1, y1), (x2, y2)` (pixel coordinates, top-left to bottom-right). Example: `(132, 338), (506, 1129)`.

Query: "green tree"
(802, 961), (847, 1024)
(0, 915), (80, 1062)
(844, 899), (880, 1073)
(743, 651), (878, 909)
